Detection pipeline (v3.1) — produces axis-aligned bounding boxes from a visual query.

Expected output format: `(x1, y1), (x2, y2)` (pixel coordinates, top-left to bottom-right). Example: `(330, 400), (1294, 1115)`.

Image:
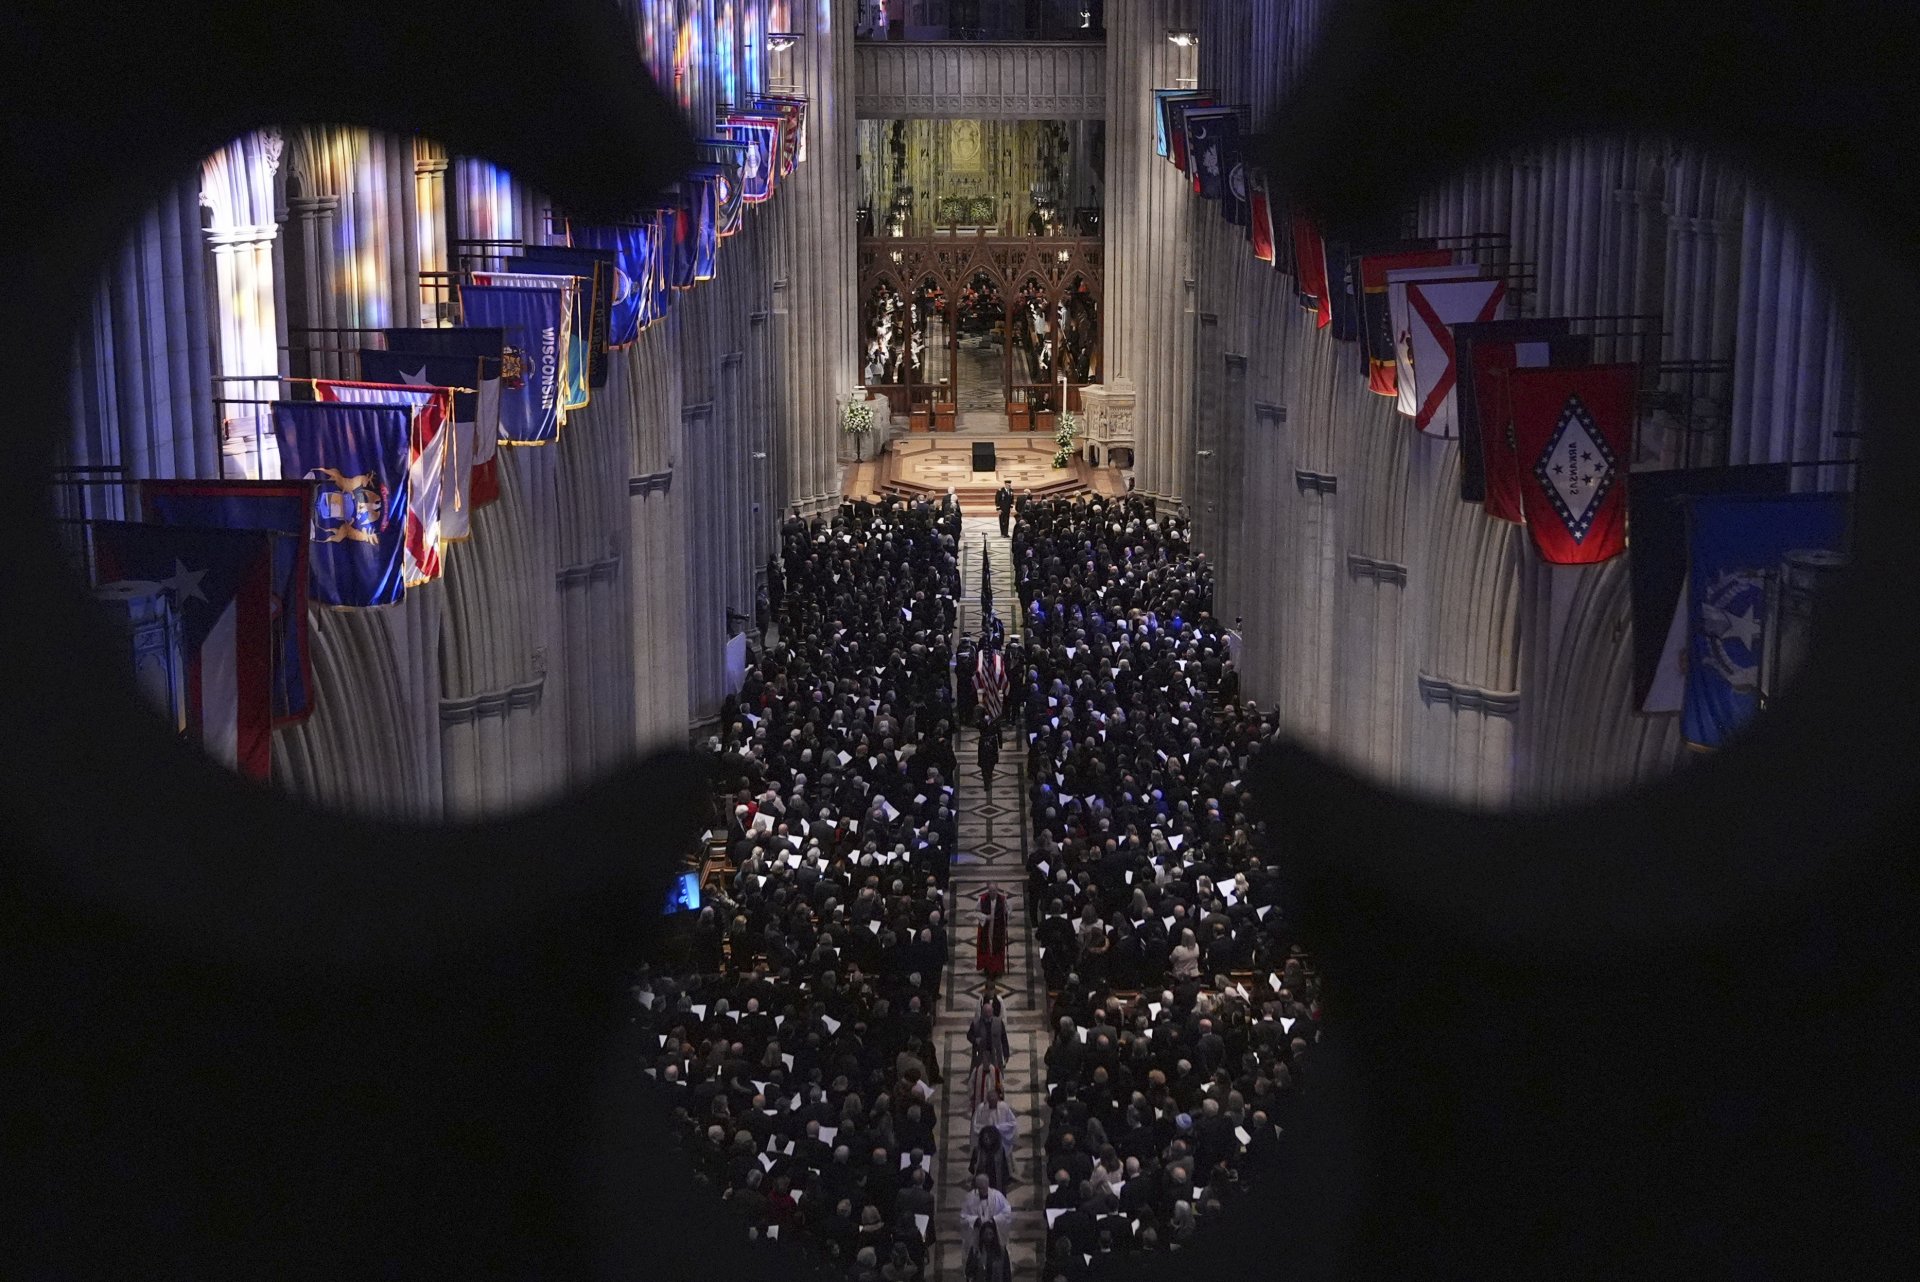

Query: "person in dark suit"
(996, 482), (1014, 536)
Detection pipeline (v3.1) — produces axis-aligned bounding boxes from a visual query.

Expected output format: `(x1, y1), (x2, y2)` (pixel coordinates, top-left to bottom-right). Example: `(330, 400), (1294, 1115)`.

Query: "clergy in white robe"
(959, 1174), (1013, 1254)
(972, 1090), (1017, 1156)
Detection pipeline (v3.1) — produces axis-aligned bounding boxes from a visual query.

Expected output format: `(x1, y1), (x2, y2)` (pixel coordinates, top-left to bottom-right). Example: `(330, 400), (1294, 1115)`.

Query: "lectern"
(972, 441), (996, 472)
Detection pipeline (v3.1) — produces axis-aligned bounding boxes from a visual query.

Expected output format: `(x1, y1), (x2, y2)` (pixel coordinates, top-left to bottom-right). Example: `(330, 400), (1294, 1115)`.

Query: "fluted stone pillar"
(1106, 0), (1199, 503)
(770, 2), (858, 515)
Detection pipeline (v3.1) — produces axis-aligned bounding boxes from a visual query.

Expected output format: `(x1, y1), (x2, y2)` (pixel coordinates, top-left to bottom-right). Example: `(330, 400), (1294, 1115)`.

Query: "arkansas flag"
(1405, 277), (1509, 434)
(315, 380), (453, 587)
(1507, 363), (1640, 564)
(1361, 249), (1454, 395)
(92, 519), (277, 781)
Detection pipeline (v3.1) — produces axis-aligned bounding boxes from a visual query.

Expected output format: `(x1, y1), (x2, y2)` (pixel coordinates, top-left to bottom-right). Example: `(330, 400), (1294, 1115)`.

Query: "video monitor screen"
(664, 871), (702, 914)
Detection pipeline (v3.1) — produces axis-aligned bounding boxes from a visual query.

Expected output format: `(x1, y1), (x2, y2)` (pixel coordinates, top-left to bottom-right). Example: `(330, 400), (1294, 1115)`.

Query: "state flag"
(683, 166), (724, 281)
(1291, 215), (1332, 327)
(1248, 171), (1276, 263)
(1182, 107), (1240, 199)
(380, 326), (503, 508)
(1381, 261), (1477, 404)
(721, 119), (780, 203)
(458, 283), (565, 444)
(1324, 239), (1362, 343)
(1360, 247), (1453, 390)
(92, 519), (277, 780)
(358, 348), (485, 541)
(1404, 276), (1510, 433)
(1627, 464), (1794, 712)
(471, 270), (587, 414)
(1154, 89), (1208, 158)
(1165, 96), (1216, 174)
(1682, 493), (1849, 748)
(567, 224), (653, 348)
(700, 139), (749, 238)
(507, 246), (615, 388)
(1221, 137), (1252, 228)
(1464, 326), (1593, 521)
(1506, 363), (1640, 564)
(139, 479), (315, 726)
(752, 95), (807, 173)
(314, 380), (454, 586)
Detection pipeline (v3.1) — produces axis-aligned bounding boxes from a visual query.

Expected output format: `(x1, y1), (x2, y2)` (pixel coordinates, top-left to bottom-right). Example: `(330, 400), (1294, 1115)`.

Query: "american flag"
(974, 647), (1008, 724)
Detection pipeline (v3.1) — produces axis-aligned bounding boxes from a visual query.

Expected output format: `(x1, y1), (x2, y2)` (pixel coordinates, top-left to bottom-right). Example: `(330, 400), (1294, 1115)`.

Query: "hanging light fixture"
(1166, 30), (1197, 47)
(767, 33), (801, 52)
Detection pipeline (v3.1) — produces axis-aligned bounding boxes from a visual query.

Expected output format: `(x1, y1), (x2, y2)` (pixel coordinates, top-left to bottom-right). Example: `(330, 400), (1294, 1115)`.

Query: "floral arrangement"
(842, 399), (876, 436)
(1052, 408), (1079, 468)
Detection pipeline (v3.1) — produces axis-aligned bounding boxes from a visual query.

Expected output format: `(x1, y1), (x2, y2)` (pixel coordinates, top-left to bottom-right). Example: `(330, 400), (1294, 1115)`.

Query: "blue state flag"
(568, 225), (651, 348)
(666, 186), (699, 290)
(459, 283), (564, 444)
(139, 479), (315, 724)
(1683, 492), (1849, 748)
(509, 248), (614, 388)
(271, 400), (412, 607)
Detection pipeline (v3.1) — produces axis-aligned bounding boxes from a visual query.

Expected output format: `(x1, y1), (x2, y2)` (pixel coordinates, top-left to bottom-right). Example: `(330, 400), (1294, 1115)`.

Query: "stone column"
(1105, 0), (1199, 505)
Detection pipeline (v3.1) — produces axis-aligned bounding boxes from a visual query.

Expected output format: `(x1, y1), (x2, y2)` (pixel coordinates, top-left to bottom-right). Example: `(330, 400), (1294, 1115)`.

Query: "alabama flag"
(92, 520), (277, 781)
(1405, 277), (1510, 434)
(1507, 363), (1641, 564)
(315, 380), (452, 586)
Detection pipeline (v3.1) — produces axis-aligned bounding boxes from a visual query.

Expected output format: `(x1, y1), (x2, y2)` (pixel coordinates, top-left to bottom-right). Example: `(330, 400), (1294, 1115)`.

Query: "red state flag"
(1291, 215), (1332, 329)
(1361, 249), (1454, 396)
(1506, 363), (1640, 564)
(1249, 174), (1275, 264)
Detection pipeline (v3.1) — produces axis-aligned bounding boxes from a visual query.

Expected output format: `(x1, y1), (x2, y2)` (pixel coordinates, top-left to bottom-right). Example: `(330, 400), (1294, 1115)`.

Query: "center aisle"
(935, 517), (1047, 1280)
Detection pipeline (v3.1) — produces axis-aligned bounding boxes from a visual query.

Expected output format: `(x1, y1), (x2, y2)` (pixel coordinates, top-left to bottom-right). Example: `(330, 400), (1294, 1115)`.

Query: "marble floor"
(933, 518), (1047, 1280)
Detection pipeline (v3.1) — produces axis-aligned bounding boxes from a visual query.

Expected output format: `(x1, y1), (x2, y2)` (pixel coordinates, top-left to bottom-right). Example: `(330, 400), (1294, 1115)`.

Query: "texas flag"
(1506, 363), (1641, 564)
(314, 380), (453, 586)
(1404, 276), (1510, 434)
(92, 519), (277, 781)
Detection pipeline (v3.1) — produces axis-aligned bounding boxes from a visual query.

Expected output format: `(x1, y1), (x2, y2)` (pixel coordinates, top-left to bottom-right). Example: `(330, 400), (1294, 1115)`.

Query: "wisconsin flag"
(381, 326), (503, 509)
(314, 380), (453, 586)
(1360, 248), (1453, 394)
(472, 270), (587, 414)
(1682, 492), (1849, 748)
(139, 479), (314, 726)
(1404, 276), (1509, 433)
(92, 519), (277, 780)
(1506, 363), (1640, 564)
(458, 283), (564, 444)
(508, 247), (614, 388)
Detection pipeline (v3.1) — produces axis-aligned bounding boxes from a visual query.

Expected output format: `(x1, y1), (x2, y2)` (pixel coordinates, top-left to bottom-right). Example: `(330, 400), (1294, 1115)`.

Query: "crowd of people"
(631, 495), (965, 1281)
(1013, 494), (1323, 1276)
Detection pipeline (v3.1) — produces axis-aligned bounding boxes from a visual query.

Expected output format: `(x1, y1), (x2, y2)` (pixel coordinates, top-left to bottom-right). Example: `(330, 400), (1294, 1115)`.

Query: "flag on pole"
(270, 400), (411, 607)
(684, 165), (724, 281)
(458, 283), (565, 444)
(1182, 107), (1240, 199)
(701, 139), (750, 238)
(1324, 239), (1361, 343)
(1221, 135), (1252, 228)
(471, 270), (587, 414)
(1451, 318), (1582, 506)
(92, 519), (277, 780)
(358, 349), (483, 542)
(567, 224), (652, 348)
(974, 648), (1009, 724)
(1165, 96), (1216, 174)
(1248, 171), (1276, 263)
(139, 479), (314, 725)
(1404, 277), (1510, 434)
(1154, 89), (1208, 157)
(507, 247), (615, 388)
(1506, 363), (1640, 564)
(380, 327), (503, 509)
(314, 380), (453, 587)
(721, 118), (780, 203)
(1627, 464), (1795, 712)
(1682, 493), (1849, 747)
(1360, 248), (1453, 392)
(1381, 261), (1476, 404)
(1291, 215), (1332, 327)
